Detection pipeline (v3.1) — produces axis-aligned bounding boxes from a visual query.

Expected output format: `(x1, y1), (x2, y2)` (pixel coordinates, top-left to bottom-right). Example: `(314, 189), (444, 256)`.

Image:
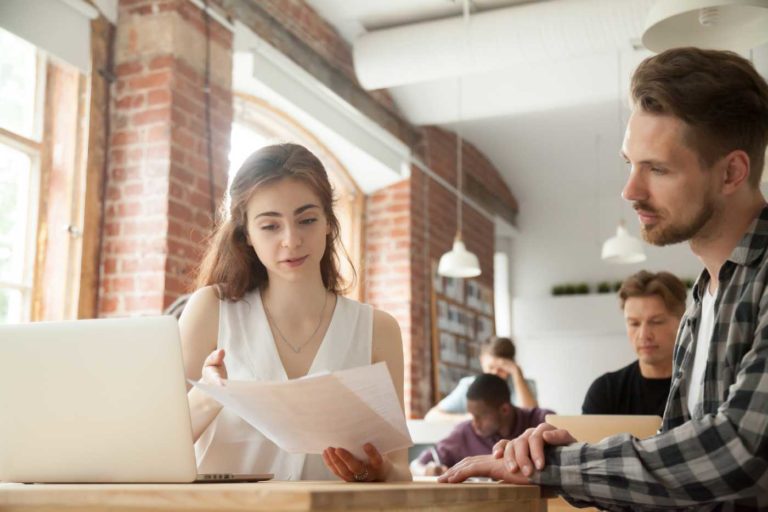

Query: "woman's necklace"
(262, 291), (330, 354)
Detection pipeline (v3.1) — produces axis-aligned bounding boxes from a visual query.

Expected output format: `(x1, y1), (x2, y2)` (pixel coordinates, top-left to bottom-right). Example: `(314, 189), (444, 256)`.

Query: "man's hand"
(492, 423), (577, 476)
(437, 454), (530, 484)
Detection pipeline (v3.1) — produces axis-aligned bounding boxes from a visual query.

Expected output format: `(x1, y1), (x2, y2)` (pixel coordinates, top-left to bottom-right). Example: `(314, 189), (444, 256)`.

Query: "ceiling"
(304, 0), (541, 39)
(303, 0), (657, 200)
(302, 0), (768, 224)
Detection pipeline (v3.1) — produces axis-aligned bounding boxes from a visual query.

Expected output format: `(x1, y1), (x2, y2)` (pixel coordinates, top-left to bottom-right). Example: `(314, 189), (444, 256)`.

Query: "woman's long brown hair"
(195, 143), (351, 301)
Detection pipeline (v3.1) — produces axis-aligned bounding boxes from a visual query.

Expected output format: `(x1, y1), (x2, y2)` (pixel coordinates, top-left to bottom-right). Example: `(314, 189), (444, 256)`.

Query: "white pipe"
(353, 0), (653, 90)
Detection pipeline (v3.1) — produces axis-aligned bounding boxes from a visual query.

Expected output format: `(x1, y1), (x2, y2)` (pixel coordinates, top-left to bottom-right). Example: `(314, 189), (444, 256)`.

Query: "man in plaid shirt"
(439, 48), (768, 510)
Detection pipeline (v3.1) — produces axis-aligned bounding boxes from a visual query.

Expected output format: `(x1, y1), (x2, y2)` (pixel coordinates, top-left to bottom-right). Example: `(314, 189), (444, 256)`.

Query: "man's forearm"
(533, 418), (766, 510)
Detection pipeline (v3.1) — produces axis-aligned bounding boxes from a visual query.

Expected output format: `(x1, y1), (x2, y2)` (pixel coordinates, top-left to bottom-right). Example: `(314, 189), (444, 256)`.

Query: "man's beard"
(635, 199), (716, 246)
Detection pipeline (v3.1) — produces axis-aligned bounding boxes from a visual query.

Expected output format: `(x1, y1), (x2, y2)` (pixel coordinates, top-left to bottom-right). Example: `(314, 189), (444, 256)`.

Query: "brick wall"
(100, 0), (232, 316)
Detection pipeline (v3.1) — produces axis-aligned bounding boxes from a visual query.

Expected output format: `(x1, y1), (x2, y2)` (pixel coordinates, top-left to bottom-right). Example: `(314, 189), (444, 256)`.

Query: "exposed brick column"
(364, 180), (413, 411)
(100, 0), (232, 316)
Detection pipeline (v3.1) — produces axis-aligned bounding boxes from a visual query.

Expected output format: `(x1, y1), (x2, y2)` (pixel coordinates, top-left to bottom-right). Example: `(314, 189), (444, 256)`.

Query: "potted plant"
(597, 281), (612, 293)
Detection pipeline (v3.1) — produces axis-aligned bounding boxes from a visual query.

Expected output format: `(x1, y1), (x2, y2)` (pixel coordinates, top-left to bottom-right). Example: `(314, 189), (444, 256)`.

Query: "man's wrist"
(528, 443), (584, 489)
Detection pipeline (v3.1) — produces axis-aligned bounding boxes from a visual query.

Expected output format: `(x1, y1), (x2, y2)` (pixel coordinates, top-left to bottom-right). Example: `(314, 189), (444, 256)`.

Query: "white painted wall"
(472, 47), (768, 413)
(512, 294), (635, 414)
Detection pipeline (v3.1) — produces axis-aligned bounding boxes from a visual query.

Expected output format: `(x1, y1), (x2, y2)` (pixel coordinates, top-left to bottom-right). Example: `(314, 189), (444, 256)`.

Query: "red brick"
(128, 71), (172, 90)
(117, 201), (142, 216)
(132, 107), (170, 126)
(149, 54), (174, 70)
(116, 94), (145, 109)
(103, 257), (117, 274)
(99, 296), (119, 314)
(115, 60), (143, 76)
(111, 131), (139, 147)
(125, 294), (164, 312)
(148, 88), (171, 106)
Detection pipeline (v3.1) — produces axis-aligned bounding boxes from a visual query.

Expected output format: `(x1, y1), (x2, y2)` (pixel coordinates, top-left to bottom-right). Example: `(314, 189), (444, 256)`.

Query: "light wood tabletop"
(0, 480), (545, 512)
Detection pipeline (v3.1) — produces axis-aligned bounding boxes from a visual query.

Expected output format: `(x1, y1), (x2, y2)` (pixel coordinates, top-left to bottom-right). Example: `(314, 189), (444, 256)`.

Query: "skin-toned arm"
(323, 309), (412, 482)
(504, 360), (538, 408)
(178, 286), (224, 441)
(438, 424), (576, 484)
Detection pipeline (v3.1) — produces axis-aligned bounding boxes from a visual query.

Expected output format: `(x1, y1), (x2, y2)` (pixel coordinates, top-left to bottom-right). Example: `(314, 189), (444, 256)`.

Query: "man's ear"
(499, 402), (512, 415)
(721, 150), (751, 195)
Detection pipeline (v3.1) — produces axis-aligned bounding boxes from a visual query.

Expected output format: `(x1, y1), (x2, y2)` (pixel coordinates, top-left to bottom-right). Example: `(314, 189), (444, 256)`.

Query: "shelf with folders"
(430, 262), (495, 403)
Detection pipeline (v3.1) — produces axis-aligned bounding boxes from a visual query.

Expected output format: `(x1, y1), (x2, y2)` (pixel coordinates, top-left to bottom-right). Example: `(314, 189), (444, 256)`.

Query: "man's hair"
(619, 270), (687, 318)
(631, 47), (768, 186)
(479, 336), (516, 361)
(466, 373), (511, 408)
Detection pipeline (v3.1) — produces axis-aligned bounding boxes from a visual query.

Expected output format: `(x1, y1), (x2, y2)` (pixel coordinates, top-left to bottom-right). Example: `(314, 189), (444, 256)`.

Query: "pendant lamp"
(642, 0), (768, 53)
(602, 220), (647, 264)
(437, 0), (481, 279)
(601, 52), (646, 264)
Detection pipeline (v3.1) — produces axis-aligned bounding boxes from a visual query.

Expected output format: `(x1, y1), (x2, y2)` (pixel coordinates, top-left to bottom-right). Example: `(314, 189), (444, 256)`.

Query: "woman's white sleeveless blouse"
(195, 290), (373, 480)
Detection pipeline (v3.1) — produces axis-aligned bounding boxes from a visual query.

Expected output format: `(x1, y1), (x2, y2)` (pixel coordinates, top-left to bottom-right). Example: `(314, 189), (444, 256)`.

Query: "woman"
(179, 143), (410, 482)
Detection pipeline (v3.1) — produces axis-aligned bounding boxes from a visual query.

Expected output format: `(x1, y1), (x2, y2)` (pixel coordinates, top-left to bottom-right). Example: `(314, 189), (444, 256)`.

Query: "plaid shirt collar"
(690, 204), (768, 303)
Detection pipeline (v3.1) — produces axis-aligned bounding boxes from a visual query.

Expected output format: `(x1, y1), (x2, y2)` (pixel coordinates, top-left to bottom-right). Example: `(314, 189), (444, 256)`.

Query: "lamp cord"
(456, 0), (470, 240)
(615, 49), (624, 223)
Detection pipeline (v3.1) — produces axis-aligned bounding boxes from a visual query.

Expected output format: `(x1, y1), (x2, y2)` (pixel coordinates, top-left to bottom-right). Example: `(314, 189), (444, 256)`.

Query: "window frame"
(0, 44), (45, 323)
(0, 125), (42, 324)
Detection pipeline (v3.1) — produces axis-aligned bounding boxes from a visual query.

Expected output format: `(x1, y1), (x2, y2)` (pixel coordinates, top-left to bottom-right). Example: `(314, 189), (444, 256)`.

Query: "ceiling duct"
(353, 0), (654, 90)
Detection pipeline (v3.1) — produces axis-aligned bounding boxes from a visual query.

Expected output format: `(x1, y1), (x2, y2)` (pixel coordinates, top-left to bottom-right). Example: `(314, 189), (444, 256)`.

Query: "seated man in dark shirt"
(411, 373), (553, 476)
(582, 270), (686, 416)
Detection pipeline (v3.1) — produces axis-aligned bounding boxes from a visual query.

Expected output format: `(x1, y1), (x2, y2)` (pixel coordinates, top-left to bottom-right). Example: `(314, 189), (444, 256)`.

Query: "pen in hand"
(430, 447), (442, 466)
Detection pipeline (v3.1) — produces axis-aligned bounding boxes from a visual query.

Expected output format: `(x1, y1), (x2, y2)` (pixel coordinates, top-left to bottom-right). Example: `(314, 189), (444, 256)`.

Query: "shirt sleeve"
(437, 377), (471, 413)
(581, 374), (611, 414)
(530, 407), (555, 426)
(416, 448), (434, 465)
(430, 423), (467, 468)
(532, 324), (768, 509)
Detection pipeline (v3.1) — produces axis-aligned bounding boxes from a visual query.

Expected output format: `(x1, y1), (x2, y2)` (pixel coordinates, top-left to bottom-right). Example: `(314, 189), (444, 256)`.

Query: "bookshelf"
(430, 263), (495, 403)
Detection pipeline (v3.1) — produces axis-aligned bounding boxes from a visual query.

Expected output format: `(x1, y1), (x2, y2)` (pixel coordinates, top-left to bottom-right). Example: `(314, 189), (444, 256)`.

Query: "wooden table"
(0, 480), (545, 512)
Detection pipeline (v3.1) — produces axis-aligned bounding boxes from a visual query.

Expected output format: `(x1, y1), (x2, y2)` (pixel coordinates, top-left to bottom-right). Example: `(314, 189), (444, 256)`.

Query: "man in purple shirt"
(411, 374), (553, 476)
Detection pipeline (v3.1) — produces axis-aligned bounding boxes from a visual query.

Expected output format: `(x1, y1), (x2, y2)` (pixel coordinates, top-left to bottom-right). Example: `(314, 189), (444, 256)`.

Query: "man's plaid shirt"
(533, 206), (768, 510)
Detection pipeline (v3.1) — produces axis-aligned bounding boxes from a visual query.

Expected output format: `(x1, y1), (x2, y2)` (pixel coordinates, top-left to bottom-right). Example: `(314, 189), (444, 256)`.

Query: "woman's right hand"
(201, 348), (228, 385)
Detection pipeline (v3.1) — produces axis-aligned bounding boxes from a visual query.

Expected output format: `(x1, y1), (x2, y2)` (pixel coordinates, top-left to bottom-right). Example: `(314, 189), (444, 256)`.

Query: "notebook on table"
(0, 316), (272, 484)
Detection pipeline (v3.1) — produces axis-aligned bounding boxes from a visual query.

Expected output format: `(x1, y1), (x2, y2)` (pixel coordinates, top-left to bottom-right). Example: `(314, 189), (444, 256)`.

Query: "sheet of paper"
(192, 362), (412, 460)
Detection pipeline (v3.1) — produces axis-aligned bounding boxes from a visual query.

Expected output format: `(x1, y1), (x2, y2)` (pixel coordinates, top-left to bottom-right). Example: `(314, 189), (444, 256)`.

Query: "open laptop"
(0, 316), (272, 484)
(545, 414), (662, 444)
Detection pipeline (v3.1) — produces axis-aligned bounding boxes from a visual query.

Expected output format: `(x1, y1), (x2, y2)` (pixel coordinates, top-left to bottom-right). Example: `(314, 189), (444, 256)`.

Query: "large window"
(0, 28), (42, 323)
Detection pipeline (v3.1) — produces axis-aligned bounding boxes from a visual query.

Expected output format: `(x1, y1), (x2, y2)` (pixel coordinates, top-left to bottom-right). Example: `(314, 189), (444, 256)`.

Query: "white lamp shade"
(642, 0), (768, 52)
(601, 224), (647, 264)
(438, 238), (482, 278)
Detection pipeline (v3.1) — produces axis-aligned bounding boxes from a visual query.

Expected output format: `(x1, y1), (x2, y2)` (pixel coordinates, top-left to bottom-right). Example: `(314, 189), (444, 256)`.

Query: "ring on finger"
(353, 466), (369, 482)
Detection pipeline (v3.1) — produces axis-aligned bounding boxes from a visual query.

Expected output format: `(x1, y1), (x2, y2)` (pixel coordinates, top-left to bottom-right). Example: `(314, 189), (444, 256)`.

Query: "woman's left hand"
(322, 443), (391, 482)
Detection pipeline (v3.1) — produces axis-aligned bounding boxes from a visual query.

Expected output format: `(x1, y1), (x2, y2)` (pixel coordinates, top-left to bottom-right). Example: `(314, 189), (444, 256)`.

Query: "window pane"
(229, 122), (267, 180)
(0, 287), (23, 324)
(0, 27), (38, 139)
(0, 142), (32, 284)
